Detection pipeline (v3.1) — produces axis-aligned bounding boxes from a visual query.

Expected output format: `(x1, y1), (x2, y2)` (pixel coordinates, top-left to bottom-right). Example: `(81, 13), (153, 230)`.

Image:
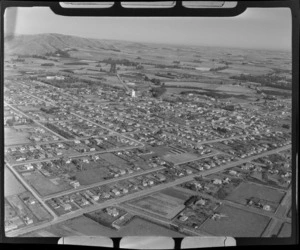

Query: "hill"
(4, 33), (127, 56)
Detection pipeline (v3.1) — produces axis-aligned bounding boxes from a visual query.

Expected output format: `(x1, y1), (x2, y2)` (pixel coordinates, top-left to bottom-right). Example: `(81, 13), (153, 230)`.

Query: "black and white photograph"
(2, 2), (294, 241)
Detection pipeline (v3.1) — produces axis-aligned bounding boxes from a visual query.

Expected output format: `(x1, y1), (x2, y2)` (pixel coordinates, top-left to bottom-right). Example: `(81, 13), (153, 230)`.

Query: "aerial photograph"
(3, 6), (292, 238)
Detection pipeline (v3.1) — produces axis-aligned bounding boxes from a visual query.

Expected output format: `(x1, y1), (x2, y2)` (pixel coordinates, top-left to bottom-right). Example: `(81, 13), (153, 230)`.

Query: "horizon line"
(7, 32), (292, 53)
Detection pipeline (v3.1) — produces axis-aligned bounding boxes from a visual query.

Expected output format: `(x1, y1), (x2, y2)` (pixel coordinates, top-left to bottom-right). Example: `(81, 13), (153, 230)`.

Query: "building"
(131, 89), (136, 98)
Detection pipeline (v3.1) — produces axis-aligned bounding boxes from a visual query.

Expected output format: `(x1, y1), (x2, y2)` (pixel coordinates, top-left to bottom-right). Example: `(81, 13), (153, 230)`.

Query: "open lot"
(19, 191), (52, 222)
(226, 182), (286, 209)
(75, 167), (111, 186)
(100, 153), (130, 167)
(85, 207), (127, 228)
(160, 188), (191, 201)
(6, 194), (38, 224)
(128, 192), (185, 219)
(21, 215), (184, 237)
(277, 222), (291, 237)
(163, 152), (199, 165)
(200, 205), (271, 237)
(5, 167), (27, 196)
(22, 170), (72, 197)
(5, 127), (31, 145)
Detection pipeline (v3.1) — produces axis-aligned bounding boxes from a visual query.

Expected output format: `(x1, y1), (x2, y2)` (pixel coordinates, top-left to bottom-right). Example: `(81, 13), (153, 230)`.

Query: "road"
(9, 145), (141, 167)
(5, 102), (67, 140)
(6, 144), (291, 237)
(262, 188), (292, 237)
(174, 151), (220, 166)
(15, 82), (144, 147)
(5, 164), (58, 220)
(43, 165), (165, 201)
(118, 204), (212, 237)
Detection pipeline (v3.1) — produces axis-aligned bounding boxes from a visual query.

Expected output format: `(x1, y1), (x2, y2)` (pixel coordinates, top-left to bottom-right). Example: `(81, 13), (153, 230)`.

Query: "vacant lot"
(22, 215), (184, 237)
(19, 191), (52, 222)
(85, 207), (127, 227)
(22, 171), (72, 197)
(6, 194), (38, 224)
(16, 105), (41, 112)
(5, 167), (27, 196)
(129, 193), (185, 219)
(226, 182), (285, 207)
(163, 152), (199, 165)
(75, 167), (111, 185)
(277, 222), (291, 237)
(160, 188), (191, 201)
(100, 153), (129, 167)
(5, 127), (31, 145)
(201, 205), (270, 237)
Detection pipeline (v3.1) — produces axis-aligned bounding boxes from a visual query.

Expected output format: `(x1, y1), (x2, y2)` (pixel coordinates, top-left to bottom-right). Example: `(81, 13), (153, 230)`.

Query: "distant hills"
(4, 33), (139, 55)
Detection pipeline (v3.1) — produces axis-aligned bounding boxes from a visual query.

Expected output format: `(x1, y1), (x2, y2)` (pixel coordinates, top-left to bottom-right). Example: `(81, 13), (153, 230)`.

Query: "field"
(16, 105), (41, 112)
(5, 127), (31, 145)
(160, 187), (191, 201)
(75, 167), (111, 186)
(19, 191), (52, 222)
(226, 182), (286, 209)
(100, 153), (130, 167)
(128, 193), (185, 219)
(5, 200), (25, 230)
(6, 194), (38, 224)
(200, 205), (271, 237)
(163, 152), (199, 165)
(21, 215), (184, 237)
(165, 81), (219, 89)
(277, 222), (291, 237)
(215, 85), (255, 94)
(85, 207), (127, 227)
(5, 167), (27, 196)
(22, 170), (72, 197)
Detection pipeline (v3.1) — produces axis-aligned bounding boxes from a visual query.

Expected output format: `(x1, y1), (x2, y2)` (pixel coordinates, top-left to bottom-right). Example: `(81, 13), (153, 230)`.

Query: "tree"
(5, 119), (14, 126)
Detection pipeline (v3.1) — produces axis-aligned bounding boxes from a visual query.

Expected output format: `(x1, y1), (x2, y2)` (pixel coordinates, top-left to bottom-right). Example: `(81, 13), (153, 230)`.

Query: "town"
(4, 33), (292, 238)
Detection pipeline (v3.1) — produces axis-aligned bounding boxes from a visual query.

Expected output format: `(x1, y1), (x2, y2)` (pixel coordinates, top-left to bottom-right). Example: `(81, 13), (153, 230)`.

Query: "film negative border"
(0, 0), (298, 248)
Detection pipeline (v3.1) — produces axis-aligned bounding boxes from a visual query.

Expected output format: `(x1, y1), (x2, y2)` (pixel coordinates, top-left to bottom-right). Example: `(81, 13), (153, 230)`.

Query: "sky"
(4, 6), (291, 51)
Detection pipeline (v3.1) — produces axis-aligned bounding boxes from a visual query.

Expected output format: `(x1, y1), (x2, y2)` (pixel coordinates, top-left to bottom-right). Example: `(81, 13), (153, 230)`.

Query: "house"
(111, 188), (121, 196)
(24, 164), (34, 170)
(196, 198), (206, 206)
(61, 203), (72, 211)
(263, 205), (271, 211)
(213, 179), (222, 185)
(105, 207), (119, 217)
(178, 213), (188, 222)
(70, 180), (80, 188)
(155, 173), (166, 182)
(23, 216), (33, 225)
(102, 192), (111, 198)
